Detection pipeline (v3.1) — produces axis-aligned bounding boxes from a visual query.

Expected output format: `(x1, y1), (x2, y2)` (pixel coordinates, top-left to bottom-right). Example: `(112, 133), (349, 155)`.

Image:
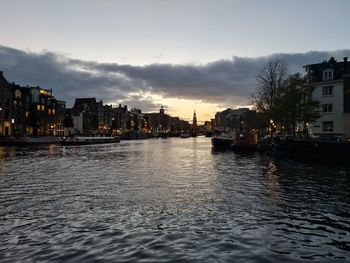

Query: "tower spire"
(192, 110), (198, 133)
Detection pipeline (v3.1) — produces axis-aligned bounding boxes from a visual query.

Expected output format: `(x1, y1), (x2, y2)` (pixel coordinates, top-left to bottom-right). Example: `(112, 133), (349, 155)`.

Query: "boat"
(61, 136), (120, 146)
(212, 131), (258, 150)
(271, 137), (350, 162)
(231, 131), (258, 150)
(205, 131), (213, 137)
(211, 132), (234, 148)
(0, 136), (62, 146)
(180, 133), (191, 138)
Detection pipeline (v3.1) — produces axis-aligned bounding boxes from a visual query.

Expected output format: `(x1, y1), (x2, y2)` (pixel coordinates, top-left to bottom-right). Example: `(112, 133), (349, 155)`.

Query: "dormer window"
(323, 69), (333, 81)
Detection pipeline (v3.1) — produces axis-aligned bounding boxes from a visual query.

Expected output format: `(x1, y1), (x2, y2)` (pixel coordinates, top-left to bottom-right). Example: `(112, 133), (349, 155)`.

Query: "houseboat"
(212, 131), (258, 150)
(231, 131), (258, 150)
(271, 137), (350, 162)
(180, 133), (191, 138)
(61, 136), (120, 146)
(211, 132), (234, 148)
(0, 136), (62, 146)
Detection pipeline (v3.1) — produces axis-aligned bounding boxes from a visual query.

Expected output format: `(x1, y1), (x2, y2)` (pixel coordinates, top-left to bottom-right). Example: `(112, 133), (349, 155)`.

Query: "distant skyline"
(1, 0), (350, 121)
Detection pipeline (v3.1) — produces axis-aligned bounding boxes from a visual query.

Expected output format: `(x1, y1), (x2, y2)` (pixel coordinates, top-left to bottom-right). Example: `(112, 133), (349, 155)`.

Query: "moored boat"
(211, 133), (234, 148)
(212, 131), (258, 150)
(231, 131), (258, 150)
(0, 136), (62, 146)
(180, 133), (191, 138)
(61, 136), (120, 146)
(271, 137), (350, 162)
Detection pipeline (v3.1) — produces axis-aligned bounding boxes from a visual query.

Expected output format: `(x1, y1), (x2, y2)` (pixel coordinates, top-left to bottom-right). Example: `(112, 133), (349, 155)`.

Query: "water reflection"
(264, 160), (281, 202)
(0, 138), (349, 262)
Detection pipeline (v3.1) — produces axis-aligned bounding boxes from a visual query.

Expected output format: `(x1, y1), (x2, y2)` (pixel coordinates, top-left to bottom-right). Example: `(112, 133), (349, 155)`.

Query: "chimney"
(344, 57), (348, 72)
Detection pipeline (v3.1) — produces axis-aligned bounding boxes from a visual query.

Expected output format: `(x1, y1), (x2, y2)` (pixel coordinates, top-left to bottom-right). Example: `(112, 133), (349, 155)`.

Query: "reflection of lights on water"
(265, 161), (281, 201)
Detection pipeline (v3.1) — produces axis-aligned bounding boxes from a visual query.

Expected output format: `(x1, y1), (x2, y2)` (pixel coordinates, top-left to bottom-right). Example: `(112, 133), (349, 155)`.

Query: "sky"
(1, 0), (350, 122)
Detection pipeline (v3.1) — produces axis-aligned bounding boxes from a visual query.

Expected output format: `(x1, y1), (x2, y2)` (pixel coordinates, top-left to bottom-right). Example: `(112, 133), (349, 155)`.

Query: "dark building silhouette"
(0, 71), (13, 136)
(192, 110), (198, 133)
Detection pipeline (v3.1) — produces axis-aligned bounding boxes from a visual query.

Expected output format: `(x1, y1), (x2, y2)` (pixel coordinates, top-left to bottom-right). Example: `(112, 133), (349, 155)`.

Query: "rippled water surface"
(1, 137), (350, 262)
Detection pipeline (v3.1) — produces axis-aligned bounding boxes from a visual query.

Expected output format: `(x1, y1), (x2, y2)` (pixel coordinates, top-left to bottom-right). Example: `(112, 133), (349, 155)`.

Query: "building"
(214, 108), (249, 132)
(0, 71), (64, 136)
(0, 71), (13, 136)
(112, 104), (129, 134)
(192, 110), (198, 133)
(72, 98), (100, 135)
(145, 106), (190, 135)
(304, 56), (350, 139)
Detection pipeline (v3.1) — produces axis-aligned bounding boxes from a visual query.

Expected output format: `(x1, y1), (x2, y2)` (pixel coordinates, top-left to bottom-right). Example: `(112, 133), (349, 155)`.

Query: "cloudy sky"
(1, 0), (349, 121)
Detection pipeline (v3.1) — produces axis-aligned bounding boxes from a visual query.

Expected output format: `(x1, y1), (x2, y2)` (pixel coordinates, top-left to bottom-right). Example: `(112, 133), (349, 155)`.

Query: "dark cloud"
(0, 45), (349, 110)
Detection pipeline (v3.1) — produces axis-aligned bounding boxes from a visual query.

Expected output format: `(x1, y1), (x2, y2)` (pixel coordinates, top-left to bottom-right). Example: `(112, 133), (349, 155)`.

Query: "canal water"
(0, 137), (349, 262)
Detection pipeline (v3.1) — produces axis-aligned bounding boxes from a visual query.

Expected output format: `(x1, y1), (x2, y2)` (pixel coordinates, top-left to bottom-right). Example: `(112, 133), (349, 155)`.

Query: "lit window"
(41, 105), (45, 111)
(37, 105), (41, 111)
(48, 109), (52, 115)
(322, 104), (333, 113)
(322, 121), (334, 132)
(40, 89), (48, 95)
(25, 112), (30, 118)
(15, 89), (21, 99)
(52, 109), (56, 115)
(322, 86), (333, 96)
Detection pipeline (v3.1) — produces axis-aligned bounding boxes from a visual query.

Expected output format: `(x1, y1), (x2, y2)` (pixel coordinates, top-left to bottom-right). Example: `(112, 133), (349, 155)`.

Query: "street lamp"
(269, 119), (274, 136)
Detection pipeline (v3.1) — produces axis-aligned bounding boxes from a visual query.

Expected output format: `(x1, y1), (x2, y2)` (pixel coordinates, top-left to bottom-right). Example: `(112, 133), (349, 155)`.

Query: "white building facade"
(304, 57), (350, 139)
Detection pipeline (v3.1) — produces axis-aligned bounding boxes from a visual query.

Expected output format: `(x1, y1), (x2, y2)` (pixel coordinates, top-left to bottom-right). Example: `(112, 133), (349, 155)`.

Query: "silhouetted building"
(72, 98), (100, 135)
(192, 110), (198, 133)
(214, 108), (249, 132)
(0, 71), (13, 136)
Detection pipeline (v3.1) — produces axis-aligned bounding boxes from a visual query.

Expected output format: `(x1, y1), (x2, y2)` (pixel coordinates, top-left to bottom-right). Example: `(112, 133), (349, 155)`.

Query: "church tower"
(192, 110), (198, 133)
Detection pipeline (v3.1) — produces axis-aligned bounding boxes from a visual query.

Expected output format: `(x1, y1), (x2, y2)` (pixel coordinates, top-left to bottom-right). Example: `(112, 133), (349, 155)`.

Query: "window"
(323, 86), (333, 96)
(322, 121), (334, 132)
(15, 89), (21, 99)
(323, 104), (333, 113)
(323, 69), (333, 81)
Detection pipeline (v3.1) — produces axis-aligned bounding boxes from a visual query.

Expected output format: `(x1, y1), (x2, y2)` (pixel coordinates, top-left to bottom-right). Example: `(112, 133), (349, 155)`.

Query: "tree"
(252, 60), (319, 136)
(252, 59), (287, 123)
(278, 73), (319, 136)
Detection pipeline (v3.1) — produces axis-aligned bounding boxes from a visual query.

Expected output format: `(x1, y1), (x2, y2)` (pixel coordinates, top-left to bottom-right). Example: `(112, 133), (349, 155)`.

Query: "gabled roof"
(73, 97), (97, 108)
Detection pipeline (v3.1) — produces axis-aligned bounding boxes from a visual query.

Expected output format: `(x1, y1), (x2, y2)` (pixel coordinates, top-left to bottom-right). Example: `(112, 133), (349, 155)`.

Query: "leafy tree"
(279, 73), (319, 136)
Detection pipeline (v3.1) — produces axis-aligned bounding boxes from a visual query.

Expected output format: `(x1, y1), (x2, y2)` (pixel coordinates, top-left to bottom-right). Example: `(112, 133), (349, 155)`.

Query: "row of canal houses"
(1, 56), (350, 139)
(0, 71), (191, 137)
